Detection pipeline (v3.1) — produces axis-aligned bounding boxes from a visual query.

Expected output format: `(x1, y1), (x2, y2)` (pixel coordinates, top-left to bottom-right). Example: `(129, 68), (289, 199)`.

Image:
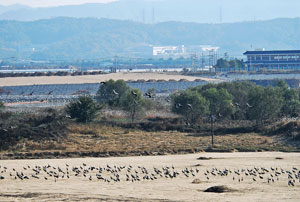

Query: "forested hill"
(1, 17), (300, 60)
(1, 0), (300, 23)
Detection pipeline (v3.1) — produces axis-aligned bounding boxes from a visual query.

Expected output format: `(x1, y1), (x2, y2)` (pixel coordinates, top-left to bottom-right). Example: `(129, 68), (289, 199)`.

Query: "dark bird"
(144, 92), (152, 98)
(28, 91), (34, 96)
(288, 180), (295, 186)
(131, 91), (138, 97)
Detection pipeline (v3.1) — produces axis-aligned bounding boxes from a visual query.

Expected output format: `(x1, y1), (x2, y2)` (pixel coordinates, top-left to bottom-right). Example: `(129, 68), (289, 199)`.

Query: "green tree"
(215, 58), (245, 69)
(171, 90), (209, 124)
(66, 95), (100, 123)
(275, 80), (300, 117)
(202, 87), (235, 118)
(248, 86), (283, 125)
(96, 79), (129, 108)
(216, 81), (256, 119)
(215, 58), (230, 69)
(282, 89), (300, 117)
(120, 88), (146, 123)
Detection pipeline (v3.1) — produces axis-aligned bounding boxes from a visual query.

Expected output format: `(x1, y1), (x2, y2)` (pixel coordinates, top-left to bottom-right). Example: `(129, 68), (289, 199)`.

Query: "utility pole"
(152, 7), (155, 24)
(210, 114), (214, 147)
(219, 0), (223, 23)
(142, 9), (145, 23)
(11, 56), (15, 73)
(111, 56), (118, 73)
(115, 56), (118, 73)
(219, 6), (223, 23)
(201, 52), (204, 70)
(191, 54), (197, 72)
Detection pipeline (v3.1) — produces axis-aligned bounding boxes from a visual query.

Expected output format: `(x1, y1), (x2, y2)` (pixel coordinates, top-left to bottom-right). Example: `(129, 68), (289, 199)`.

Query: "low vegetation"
(66, 95), (101, 123)
(1, 80), (300, 159)
(0, 108), (68, 151)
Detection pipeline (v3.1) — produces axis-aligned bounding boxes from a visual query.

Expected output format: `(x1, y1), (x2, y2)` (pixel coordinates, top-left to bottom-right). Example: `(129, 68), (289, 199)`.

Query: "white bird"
(113, 89), (119, 95)
(246, 103), (252, 108)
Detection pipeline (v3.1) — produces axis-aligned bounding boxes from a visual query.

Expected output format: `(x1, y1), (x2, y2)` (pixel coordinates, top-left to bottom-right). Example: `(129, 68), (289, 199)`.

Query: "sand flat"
(0, 72), (218, 87)
(0, 152), (299, 202)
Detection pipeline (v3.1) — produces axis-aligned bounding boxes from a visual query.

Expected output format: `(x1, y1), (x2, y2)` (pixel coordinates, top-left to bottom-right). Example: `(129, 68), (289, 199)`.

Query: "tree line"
(66, 79), (300, 126)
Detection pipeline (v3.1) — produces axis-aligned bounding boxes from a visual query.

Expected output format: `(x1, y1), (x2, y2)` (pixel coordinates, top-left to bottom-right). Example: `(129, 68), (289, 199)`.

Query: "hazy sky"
(0, 0), (115, 7)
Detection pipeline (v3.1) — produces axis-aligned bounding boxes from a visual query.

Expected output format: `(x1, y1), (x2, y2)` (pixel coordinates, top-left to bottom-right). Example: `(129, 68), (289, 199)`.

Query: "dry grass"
(1, 120), (299, 159)
(6, 123), (290, 154)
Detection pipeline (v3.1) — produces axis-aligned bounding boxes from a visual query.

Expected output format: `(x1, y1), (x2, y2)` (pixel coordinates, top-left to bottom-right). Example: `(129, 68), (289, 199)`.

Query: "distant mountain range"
(0, 4), (29, 15)
(0, 0), (300, 23)
(0, 17), (300, 61)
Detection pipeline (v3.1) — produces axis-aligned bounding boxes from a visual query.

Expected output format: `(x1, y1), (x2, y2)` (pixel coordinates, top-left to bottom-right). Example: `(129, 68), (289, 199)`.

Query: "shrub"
(66, 95), (101, 123)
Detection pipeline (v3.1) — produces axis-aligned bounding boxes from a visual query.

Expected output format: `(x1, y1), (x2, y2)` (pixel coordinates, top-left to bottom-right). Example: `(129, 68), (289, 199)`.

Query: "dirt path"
(0, 72), (219, 87)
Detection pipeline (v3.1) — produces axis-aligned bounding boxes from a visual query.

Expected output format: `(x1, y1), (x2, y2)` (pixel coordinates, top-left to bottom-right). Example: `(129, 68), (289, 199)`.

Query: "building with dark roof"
(243, 50), (300, 71)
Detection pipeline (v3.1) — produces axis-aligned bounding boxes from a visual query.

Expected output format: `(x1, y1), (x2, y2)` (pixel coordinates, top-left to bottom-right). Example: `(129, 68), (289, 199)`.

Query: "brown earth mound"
(204, 185), (234, 193)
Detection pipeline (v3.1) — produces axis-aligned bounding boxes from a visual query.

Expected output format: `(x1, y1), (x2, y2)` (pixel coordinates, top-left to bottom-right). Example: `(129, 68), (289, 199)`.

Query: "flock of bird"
(0, 163), (299, 187)
(2, 83), (157, 105)
(2, 90), (54, 103)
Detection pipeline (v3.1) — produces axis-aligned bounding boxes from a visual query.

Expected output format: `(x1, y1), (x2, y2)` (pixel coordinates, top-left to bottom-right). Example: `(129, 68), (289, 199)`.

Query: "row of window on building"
(244, 50), (300, 71)
(247, 55), (300, 61)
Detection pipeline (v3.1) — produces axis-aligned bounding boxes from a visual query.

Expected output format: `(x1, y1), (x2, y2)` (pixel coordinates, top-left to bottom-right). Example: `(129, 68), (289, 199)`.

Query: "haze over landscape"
(1, 17), (300, 60)
(0, 0), (300, 61)
(1, 1), (300, 202)
(1, 0), (300, 23)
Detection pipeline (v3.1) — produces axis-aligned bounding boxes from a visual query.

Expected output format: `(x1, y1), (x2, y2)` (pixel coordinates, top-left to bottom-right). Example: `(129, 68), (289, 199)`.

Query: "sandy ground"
(0, 152), (299, 202)
(0, 72), (219, 87)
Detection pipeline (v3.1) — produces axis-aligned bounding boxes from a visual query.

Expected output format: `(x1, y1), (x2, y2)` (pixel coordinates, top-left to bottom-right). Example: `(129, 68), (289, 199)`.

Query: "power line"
(219, 6), (223, 23)
(142, 9), (145, 23)
(152, 7), (155, 24)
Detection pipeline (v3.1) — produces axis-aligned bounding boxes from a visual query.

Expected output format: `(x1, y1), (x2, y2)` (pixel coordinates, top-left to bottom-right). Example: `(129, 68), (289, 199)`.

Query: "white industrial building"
(153, 45), (186, 56)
